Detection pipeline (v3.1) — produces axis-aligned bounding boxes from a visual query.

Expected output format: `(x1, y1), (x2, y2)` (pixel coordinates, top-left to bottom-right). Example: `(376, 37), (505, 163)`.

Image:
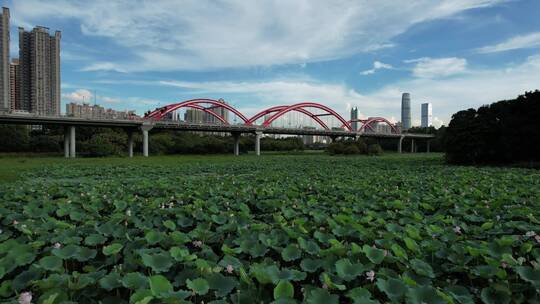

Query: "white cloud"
(410, 57), (467, 78)
(62, 89), (159, 112)
(81, 62), (127, 73)
(364, 54), (540, 125)
(361, 61), (393, 75)
(62, 89), (93, 104)
(10, 0), (506, 71)
(476, 32), (540, 53)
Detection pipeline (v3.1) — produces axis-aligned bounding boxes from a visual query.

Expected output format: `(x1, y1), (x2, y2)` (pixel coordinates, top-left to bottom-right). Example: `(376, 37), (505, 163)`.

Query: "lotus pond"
(1, 154), (540, 303)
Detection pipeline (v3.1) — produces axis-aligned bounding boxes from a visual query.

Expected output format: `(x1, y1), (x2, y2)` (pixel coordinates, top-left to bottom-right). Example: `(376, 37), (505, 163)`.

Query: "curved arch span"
(262, 102), (352, 131)
(248, 105), (329, 130)
(145, 99), (249, 123)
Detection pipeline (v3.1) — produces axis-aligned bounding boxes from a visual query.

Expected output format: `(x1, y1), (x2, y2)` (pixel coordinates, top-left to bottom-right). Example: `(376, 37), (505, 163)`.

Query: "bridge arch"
(248, 105), (330, 130)
(261, 102), (352, 131)
(344, 117), (398, 133)
(145, 99), (249, 123)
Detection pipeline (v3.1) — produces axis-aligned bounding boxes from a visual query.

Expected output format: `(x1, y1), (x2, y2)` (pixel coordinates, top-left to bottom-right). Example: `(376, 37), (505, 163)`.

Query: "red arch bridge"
(0, 98), (434, 158)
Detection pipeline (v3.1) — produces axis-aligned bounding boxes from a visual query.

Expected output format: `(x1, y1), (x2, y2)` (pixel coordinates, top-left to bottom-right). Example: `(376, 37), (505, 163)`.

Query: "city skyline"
(1, 0), (539, 126)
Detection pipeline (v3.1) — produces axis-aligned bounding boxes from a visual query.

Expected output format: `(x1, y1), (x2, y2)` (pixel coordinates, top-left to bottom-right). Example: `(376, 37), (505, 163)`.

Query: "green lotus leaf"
(281, 245), (301, 262)
(0, 280), (11, 297)
(376, 278), (407, 301)
(145, 231), (163, 245)
(249, 242), (269, 257)
(410, 259), (435, 278)
(362, 245), (385, 264)
(39, 256), (63, 272)
(122, 272), (148, 290)
(149, 275), (173, 297)
(406, 286), (446, 304)
(404, 237), (420, 252)
(52, 244), (80, 259)
(335, 258), (364, 281)
(163, 220), (176, 231)
(186, 278), (209, 295)
(445, 286), (474, 304)
(346, 287), (378, 304)
(74, 247), (97, 262)
(480, 286), (511, 304)
(68, 273), (96, 290)
(84, 234), (107, 246)
(102, 243), (123, 256)
(516, 266), (540, 289)
(130, 289), (153, 304)
(141, 252), (173, 273)
(300, 258), (322, 273)
(211, 214), (227, 224)
(207, 273), (238, 297)
(472, 265), (498, 278)
(99, 272), (122, 291)
(305, 288), (339, 304)
(274, 280), (294, 299)
(298, 237), (321, 255)
(170, 246), (196, 262)
(390, 244), (408, 260)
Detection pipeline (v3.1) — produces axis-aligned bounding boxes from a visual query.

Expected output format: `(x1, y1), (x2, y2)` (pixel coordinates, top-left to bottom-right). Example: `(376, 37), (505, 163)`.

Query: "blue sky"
(3, 0), (540, 127)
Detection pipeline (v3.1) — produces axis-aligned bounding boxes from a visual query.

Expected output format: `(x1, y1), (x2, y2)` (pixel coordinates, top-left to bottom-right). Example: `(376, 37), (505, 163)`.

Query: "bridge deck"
(0, 114), (434, 139)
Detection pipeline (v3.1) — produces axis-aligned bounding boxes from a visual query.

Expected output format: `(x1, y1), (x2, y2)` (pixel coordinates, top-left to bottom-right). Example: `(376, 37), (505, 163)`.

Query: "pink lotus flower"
(366, 270), (375, 282)
(525, 231), (536, 237)
(192, 240), (203, 248)
(53, 242), (61, 249)
(226, 265), (234, 274)
(535, 235), (540, 244)
(13, 220), (19, 225)
(453, 226), (462, 234)
(322, 283), (328, 289)
(18, 291), (32, 304)
(501, 262), (508, 269)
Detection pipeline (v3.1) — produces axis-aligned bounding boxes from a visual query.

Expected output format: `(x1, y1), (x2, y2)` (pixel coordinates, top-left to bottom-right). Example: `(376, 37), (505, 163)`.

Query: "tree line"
(443, 90), (540, 165)
(0, 126), (305, 156)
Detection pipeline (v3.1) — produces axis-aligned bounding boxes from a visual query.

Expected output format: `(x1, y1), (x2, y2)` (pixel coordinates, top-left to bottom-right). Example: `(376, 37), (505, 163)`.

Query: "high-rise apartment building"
(421, 102), (432, 128)
(183, 99), (230, 124)
(0, 7), (10, 112)
(9, 58), (19, 110)
(19, 26), (61, 116)
(66, 102), (137, 120)
(401, 93), (411, 130)
(350, 106), (358, 131)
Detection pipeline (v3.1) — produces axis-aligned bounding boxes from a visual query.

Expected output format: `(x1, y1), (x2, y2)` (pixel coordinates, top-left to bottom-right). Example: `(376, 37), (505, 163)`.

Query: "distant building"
(184, 108), (204, 123)
(0, 7), (9, 112)
(66, 102), (137, 120)
(421, 103), (432, 128)
(302, 126), (315, 145)
(401, 93), (411, 130)
(183, 99), (229, 124)
(19, 26), (61, 116)
(9, 59), (19, 110)
(350, 106), (358, 131)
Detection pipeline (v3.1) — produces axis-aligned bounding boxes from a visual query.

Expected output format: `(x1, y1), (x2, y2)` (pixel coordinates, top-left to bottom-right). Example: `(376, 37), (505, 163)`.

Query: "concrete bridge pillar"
(141, 123), (154, 157)
(410, 138), (415, 153)
(64, 127), (70, 158)
(255, 131), (262, 156)
(69, 126), (76, 158)
(426, 140), (430, 153)
(127, 131), (134, 158)
(232, 132), (240, 156)
(398, 135), (404, 153)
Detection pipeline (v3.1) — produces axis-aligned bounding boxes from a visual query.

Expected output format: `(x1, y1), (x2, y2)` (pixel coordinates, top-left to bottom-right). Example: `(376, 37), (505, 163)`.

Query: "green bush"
(327, 138), (372, 155)
(367, 144), (383, 156)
